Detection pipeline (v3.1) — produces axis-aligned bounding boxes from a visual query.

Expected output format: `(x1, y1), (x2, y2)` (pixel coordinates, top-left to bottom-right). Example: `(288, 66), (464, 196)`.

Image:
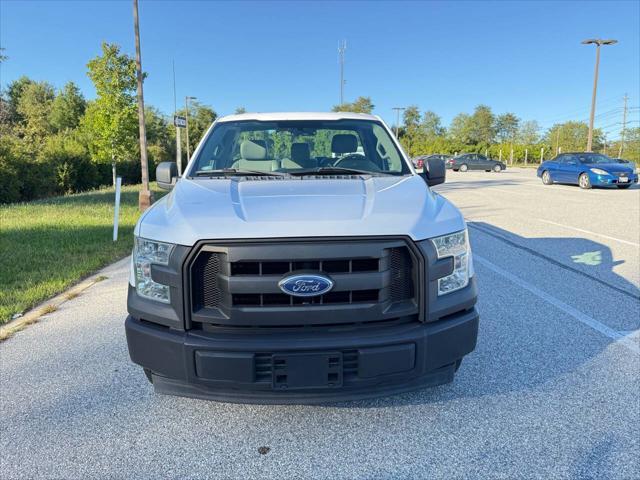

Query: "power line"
(537, 94), (624, 124)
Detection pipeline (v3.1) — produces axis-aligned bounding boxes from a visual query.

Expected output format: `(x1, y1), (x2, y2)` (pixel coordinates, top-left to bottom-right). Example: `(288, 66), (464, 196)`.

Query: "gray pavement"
(1, 168), (639, 479)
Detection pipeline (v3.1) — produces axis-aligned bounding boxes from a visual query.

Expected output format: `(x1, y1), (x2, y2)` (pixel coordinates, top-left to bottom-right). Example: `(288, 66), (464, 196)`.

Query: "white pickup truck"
(125, 112), (478, 404)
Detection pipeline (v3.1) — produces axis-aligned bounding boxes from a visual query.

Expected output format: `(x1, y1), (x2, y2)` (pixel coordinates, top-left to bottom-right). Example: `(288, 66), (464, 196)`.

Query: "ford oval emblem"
(278, 274), (334, 297)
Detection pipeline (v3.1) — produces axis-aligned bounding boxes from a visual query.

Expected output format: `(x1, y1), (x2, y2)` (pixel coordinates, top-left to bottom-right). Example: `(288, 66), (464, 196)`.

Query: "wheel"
(541, 170), (553, 185)
(459, 164), (468, 172)
(617, 184), (631, 189)
(578, 173), (592, 189)
(493, 164), (502, 172)
(143, 368), (153, 384)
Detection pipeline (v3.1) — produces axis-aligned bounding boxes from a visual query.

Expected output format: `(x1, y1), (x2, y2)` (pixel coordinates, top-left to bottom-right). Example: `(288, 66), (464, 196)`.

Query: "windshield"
(188, 119), (411, 176)
(575, 153), (614, 165)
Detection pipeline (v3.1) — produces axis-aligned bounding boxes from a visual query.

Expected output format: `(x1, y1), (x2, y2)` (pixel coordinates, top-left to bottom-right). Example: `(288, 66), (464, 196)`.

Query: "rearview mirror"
(422, 158), (446, 186)
(156, 162), (178, 190)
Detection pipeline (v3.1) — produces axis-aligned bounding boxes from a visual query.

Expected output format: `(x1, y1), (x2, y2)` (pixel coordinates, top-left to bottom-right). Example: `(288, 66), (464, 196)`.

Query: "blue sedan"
(537, 152), (638, 189)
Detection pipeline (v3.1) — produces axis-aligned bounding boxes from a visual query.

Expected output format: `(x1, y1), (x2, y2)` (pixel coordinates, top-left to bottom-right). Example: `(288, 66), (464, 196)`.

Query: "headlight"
(590, 168), (609, 175)
(431, 229), (472, 295)
(133, 237), (174, 303)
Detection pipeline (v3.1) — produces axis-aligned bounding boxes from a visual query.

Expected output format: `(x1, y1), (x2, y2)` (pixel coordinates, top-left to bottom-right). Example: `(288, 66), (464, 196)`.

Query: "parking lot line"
(474, 254), (640, 354)
(535, 218), (640, 247)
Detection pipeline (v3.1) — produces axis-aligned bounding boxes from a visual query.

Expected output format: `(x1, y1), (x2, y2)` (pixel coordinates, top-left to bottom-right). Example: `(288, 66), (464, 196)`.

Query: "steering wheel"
(333, 153), (367, 168)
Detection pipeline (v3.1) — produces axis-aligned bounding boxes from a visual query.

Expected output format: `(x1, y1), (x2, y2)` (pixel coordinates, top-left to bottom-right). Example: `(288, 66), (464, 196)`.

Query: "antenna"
(338, 40), (347, 105)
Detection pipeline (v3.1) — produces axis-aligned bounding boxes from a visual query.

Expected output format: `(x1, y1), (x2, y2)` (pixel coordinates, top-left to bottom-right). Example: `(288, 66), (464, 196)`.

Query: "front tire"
(493, 164), (502, 172)
(459, 164), (468, 172)
(542, 170), (553, 185)
(578, 173), (592, 189)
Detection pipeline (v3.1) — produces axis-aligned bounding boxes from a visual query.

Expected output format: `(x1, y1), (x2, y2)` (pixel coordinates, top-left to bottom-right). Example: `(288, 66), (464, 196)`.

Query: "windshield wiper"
(289, 167), (393, 176)
(193, 168), (287, 177)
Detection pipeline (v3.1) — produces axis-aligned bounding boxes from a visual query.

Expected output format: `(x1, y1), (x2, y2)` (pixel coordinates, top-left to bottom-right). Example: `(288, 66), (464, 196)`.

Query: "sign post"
(113, 176), (122, 242)
(174, 115), (187, 176)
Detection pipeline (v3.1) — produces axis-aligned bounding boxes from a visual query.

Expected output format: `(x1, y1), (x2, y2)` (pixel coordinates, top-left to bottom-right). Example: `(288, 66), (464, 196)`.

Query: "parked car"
(125, 112), (479, 404)
(412, 154), (450, 173)
(537, 152), (638, 189)
(448, 153), (506, 172)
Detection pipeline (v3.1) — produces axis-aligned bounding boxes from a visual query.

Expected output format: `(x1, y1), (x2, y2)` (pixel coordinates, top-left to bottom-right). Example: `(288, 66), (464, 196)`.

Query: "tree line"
(1, 44), (637, 203)
(334, 97), (638, 164)
(0, 43), (216, 203)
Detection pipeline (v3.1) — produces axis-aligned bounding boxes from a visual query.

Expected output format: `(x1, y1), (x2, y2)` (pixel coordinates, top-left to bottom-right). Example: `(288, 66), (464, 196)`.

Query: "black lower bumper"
(125, 308), (479, 404)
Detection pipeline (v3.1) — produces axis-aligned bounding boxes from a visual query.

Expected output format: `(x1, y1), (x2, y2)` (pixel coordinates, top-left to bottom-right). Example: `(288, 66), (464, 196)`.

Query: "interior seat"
(330, 134), (380, 171)
(231, 140), (279, 171)
(281, 143), (315, 169)
(331, 134), (358, 156)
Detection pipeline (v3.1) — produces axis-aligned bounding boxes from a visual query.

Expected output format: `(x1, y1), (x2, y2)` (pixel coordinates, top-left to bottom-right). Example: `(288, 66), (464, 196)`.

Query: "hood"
(586, 163), (634, 173)
(136, 176), (466, 246)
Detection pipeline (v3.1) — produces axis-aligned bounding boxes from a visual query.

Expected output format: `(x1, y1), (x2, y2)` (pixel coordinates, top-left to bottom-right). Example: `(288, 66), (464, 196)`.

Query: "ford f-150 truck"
(125, 112), (479, 403)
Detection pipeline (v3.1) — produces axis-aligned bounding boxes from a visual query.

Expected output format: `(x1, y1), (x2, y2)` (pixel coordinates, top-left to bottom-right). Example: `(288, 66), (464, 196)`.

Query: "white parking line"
(535, 219), (640, 247)
(474, 254), (640, 354)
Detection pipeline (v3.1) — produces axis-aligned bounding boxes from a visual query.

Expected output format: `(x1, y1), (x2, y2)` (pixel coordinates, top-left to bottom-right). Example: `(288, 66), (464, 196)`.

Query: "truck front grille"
(188, 239), (421, 328)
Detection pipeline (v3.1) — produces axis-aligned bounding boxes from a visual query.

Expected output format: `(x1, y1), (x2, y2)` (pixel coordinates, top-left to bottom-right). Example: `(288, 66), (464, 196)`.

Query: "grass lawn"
(0, 184), (165, 324)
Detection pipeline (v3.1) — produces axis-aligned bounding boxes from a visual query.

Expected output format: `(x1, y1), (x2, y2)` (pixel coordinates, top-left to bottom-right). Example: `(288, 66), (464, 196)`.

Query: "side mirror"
(156, 162), (178, 190)
(422, 158), (446, 186)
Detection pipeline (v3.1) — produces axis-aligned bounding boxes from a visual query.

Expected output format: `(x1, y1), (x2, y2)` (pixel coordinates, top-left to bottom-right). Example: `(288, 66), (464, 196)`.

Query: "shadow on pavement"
(328, 222), (640, 409)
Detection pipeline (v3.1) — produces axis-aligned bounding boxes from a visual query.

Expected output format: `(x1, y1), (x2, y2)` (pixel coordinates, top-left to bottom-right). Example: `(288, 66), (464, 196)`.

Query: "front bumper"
(125, 307), (479, 404)
(589, 172), (638, 186)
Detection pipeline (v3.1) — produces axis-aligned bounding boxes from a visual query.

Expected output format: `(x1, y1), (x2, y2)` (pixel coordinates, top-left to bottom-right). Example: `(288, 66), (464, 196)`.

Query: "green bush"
(0, 138), (23, 203)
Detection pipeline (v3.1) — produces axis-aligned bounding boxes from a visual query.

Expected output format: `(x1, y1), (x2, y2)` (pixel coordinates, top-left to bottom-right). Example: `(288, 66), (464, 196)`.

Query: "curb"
(0, 258), (127, 341)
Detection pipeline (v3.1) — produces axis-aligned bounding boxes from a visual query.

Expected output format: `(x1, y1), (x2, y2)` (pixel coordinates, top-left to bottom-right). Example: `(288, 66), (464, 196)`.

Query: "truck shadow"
(330, 222), (640, 408)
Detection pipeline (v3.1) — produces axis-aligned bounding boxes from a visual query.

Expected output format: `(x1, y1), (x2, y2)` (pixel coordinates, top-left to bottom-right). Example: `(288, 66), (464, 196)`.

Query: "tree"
(234, 106), (247, 114)
(545, 121), (604, 153)
(82, 42), (139, 185)
(332, 96), (374, 114)
(495, 113), (520, 143)
(517, 120), (540, 145)
(449, 113), (473, 144)
(144, 106), (172, 164)
(400, 106), (423, 155)
(3, 76), (34, 125)
(50, 82), (86, 132)
(468, 105), (496, 144)
(16, 81), (56, 142)
(422, 111), (445, 138)
(0, 47), (7, 63)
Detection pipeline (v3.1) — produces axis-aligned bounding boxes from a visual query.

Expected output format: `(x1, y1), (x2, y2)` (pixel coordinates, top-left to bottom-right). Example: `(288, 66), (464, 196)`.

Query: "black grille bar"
(188, 239), (421, 328)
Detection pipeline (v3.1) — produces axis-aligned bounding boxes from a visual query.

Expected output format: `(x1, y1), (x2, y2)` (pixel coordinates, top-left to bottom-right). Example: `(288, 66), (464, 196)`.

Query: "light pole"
(582, 38), (617, 152)
(392, 107), (406, 138)
(185, 96), (197, 162)
(133, 0), (153, 210)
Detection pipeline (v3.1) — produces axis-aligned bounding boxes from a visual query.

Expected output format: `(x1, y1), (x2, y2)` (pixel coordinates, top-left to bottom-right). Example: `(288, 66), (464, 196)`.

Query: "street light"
(582, 38), (617, 152)
(185, 96), (197, 162)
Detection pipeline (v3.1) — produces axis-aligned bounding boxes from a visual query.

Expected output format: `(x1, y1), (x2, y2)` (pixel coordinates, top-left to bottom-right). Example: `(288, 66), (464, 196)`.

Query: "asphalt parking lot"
(1, 168), (639, 479)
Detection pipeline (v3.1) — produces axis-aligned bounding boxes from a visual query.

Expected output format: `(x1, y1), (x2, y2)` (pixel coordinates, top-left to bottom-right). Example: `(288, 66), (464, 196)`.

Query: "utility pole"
(338, 40), (347, 106)
(173, 60), (182, 175)
(392, 107), (405, 138)
(133, 0), (152, 210)
(618, 93), (628, 157)
(185, 96), (196, 162)
(582, 38), (618, 152)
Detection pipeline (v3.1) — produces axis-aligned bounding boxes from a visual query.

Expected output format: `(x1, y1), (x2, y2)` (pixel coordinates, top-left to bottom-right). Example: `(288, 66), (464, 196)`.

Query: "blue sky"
(1, 0), (639, 139)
